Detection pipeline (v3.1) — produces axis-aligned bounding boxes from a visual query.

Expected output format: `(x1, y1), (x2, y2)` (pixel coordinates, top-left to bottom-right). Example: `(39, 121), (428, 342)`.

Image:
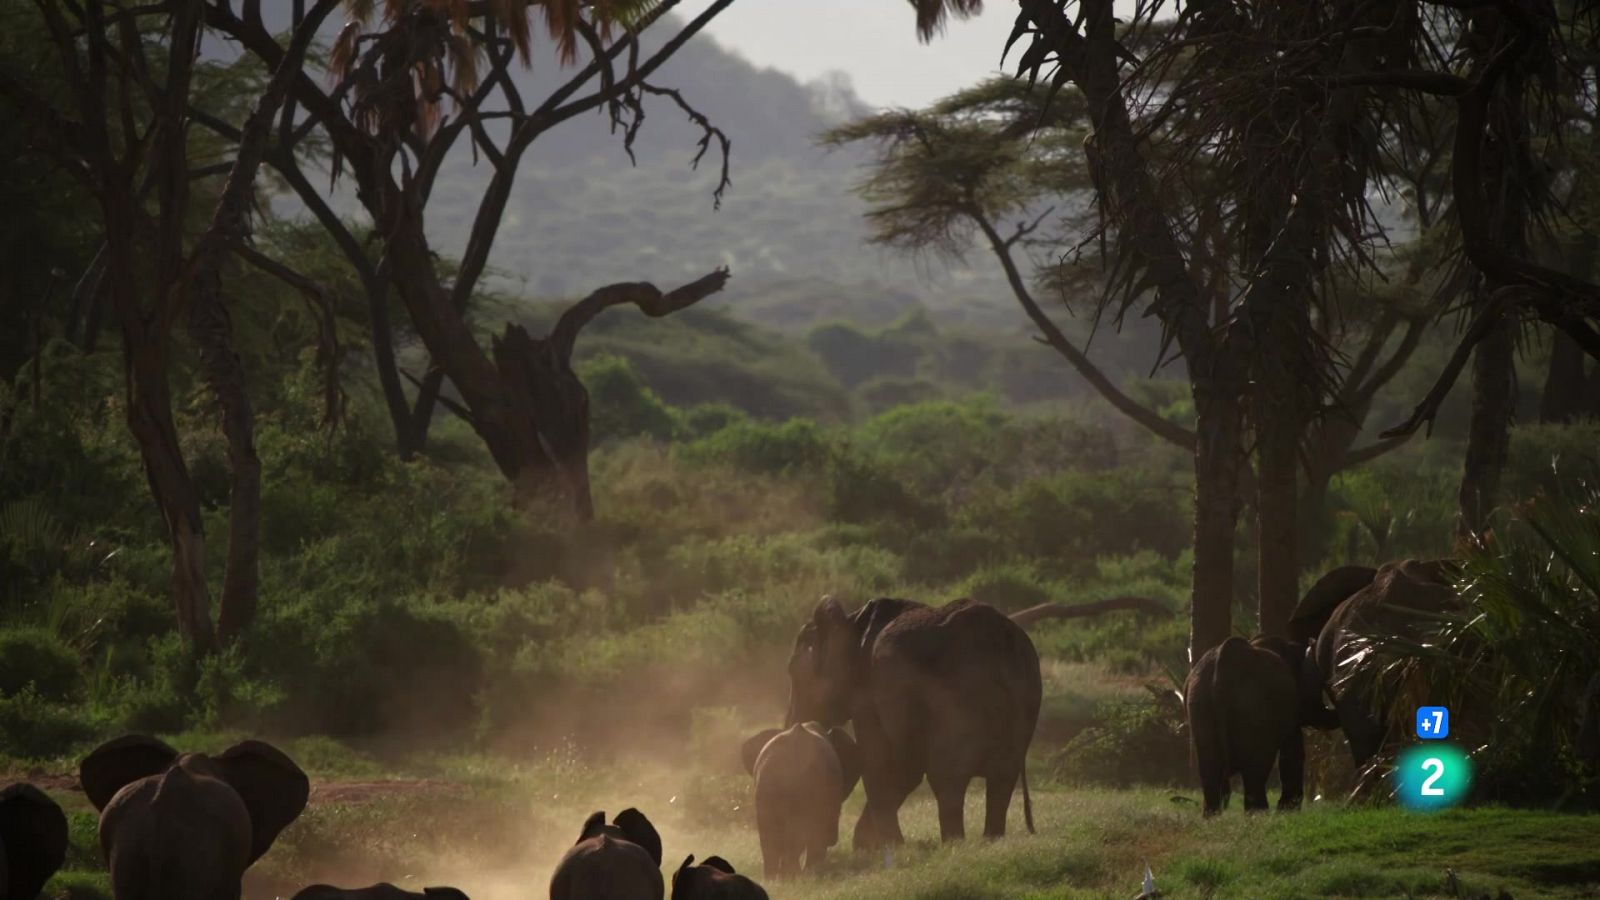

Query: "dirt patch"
(308, 778), (463, 806)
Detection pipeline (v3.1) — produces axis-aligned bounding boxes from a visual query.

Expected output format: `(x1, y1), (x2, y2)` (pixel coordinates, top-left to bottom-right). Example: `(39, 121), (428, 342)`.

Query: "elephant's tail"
(1022, 762), (1035, 834)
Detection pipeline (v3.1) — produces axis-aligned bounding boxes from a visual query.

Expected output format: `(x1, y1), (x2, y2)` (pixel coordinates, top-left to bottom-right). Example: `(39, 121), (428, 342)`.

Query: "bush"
(0, 627), (82, 701)
(679, 418), (830, 474)
(580, 353), (683, 445)
(0, 686), (101, 759)
(1049, 693), (1188, 787)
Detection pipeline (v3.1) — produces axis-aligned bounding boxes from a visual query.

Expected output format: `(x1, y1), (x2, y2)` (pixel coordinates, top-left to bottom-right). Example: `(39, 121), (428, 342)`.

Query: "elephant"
(1185, 635), (1305, 815)
(739, 722), (859, 877)
(670, 855), (768, 900)
(1291, 559), (1459, 765)
(79, 734), (309, 900)
(785, 596), (1041, 849)
(549, 808), (664, 900)
(292, 886), (470, 900)
(1, 782), (69, 900)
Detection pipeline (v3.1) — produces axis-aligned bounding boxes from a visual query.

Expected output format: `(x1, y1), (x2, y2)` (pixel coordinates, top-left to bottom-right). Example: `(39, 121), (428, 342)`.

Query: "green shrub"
(680, 418), (830, 474)
(580, 353), (683, 444)
(956, 561), (1060, 611)
(1049, 693), (1188, 787)
(825, 448), (941, 526)
(0, 627), (82, 700)
(0, 685), (101, 758)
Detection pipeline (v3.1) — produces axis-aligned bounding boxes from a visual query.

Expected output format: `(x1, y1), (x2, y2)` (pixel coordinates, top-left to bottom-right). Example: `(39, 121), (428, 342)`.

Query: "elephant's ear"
(613, 807), (662, 866)
(287, 886), (340, 900)
(701, 855), (736, 874)
(741, 729), (782, 776)
(1288, 566), (1377, 643)
(214, 740), (310, 865)
(576, 810), (607, 843)
(0, 782), (69, 900)
(826, 727), (861, 801)
(78, 734), (178, 811)
(423, 889), (471, 899)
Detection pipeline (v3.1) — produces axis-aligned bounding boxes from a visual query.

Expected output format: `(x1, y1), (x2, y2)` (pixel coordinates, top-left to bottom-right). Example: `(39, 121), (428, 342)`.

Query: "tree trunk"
(364, 270), (430, 458)
(1255, 414), (1299, 635)
(1540, 330), (1590, 424)
(1458, 307), (1514, 536)
(1457, 9), (1527, 539)
(1191, 383), (1244, 662)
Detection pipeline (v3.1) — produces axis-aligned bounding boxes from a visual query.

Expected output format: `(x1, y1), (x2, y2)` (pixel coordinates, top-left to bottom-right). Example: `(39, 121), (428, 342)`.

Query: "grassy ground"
(30, 746), (1600, 900)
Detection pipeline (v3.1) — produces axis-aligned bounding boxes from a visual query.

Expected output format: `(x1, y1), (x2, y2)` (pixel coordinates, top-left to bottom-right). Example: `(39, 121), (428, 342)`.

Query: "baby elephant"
(740, 723), (859, 877)
(672, 855), (768, 900)
(549, 808), (664, 900)
(1185, 635), (1304, 815)
(293, 885), (470, 899)
(1, 782), (70, 900)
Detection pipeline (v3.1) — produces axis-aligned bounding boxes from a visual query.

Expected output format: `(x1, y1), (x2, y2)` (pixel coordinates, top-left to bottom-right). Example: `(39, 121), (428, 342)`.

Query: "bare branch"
(551, 267), (732, 361)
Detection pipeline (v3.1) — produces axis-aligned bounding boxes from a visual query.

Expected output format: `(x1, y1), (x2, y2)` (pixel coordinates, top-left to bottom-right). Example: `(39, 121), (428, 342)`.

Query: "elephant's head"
(0, 782), (69, 900)
(79, 734), (310, 864)
(785, 598), (859, 726)
(740, 723), (861, 800)
(786, 597), (919, 726)
(672, 855), (767, 900)
(573, 808), (663, 867)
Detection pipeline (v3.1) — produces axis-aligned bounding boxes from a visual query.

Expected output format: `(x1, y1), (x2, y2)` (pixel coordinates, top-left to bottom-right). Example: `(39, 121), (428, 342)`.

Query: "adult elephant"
(79, 734), (309, 900)
(1186, 635), (1304, 815)
(1290, 559), (1459, 765)
(1, 782), (69, 900)
(786, 596), (1040, 849)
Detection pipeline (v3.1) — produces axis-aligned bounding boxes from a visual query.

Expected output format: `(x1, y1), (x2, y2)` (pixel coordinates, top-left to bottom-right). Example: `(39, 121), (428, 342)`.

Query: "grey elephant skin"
(1, 782), (69, 900)
(549, 808), (664, 900)
(292, 886), (470, 900)
(1292, 559), (1459, 764)
(671, 855), (768, 900)
(740, 723), (859, 877)
(79, 734), (309, 900)
(786, 597), (1041, 849)
(1186, 635), (1305, 815)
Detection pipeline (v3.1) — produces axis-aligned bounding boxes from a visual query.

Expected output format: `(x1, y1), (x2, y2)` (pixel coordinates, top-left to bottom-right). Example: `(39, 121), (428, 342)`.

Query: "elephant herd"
(1184, 558), (1460, 815)
(0, 595), (1044, 900)
(0, 568), (1445, 898)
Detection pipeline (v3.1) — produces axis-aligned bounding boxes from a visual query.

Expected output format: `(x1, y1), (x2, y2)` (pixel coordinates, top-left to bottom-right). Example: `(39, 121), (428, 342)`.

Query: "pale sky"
(678, 0), (1024, 109)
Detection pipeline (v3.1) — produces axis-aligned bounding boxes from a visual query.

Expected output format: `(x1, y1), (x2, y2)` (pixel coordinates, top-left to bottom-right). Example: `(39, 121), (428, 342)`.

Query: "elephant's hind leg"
(1240, 764), (1271, 812)
(928, 771), (971, 842)
(1277, 726), (1305, 811)
(982, 764), (1021, 837)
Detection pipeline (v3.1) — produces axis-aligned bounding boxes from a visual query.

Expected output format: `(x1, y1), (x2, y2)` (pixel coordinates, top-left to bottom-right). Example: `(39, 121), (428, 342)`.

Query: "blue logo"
(1415, 706), (1449, 740)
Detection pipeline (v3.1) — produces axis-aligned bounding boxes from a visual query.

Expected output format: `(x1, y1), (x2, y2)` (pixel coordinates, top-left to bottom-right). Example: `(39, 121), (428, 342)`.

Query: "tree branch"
(551, 267), (732, 361)
(1009, 596), (1173, 627)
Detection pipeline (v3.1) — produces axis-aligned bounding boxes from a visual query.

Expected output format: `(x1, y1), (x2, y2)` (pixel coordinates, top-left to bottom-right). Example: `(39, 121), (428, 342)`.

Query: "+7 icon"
(1416, 706), (1449, 740)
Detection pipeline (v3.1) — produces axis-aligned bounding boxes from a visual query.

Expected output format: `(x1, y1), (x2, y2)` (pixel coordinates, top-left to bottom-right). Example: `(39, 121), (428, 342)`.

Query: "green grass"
(41, 757), (1599, 900)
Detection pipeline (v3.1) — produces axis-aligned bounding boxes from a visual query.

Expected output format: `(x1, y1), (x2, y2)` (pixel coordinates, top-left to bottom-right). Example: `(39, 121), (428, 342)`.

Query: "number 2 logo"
(1420, 757), (1446, 796)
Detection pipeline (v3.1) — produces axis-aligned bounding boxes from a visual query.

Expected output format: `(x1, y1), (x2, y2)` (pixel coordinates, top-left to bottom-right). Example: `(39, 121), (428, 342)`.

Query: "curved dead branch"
(1009, 596), (1174, 627)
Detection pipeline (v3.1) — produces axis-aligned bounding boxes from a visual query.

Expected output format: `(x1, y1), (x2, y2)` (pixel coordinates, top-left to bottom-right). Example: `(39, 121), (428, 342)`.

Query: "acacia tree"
(910, 0), (1600, 662)
(826, 78), (1428, 573)
(0, 0), (339, 650)
(204, 0), (738, 514)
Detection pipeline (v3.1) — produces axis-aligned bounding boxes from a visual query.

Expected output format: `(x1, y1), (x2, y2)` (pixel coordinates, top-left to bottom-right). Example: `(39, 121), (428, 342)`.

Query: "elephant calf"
(80, 734), (310, 899)
(740, 723), (859, 878)
(672, 855), (768, 900)
(293, 885), (470, 899)
(1185, 635), (1303, 815)
(1, 782), (69, 900)
(549, 808), (664, 900)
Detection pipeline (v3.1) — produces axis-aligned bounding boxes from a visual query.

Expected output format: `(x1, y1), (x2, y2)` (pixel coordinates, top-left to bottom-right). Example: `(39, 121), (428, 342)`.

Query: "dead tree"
(208, 0), (738, 513)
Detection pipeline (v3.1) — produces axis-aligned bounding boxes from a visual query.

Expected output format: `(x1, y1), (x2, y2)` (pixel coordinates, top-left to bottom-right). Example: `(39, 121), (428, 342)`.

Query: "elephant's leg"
(1240, 764), (1271, 812)
(1200, 773), (1227, 817)
(759, 824), (781, 880)
(982, 764), (1020, 837)
(853, 765), (919, 851)
(927, 771), (971, 842)
(1277, 727), (1305, 811)
(806, 843), (828, 871)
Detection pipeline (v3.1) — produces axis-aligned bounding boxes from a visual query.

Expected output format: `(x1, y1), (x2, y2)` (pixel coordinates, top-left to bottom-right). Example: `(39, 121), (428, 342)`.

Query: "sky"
(677, 0), (1024, 109)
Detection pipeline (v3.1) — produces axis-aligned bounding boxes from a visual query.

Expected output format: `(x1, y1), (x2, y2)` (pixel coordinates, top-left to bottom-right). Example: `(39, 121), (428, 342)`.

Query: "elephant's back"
(552, 836), (664, 900)
(755, 727), (842, 792)
(878, 599), (1041, 691)
(104, 769), (251, 895)
(1315, 558), (1458, 675)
